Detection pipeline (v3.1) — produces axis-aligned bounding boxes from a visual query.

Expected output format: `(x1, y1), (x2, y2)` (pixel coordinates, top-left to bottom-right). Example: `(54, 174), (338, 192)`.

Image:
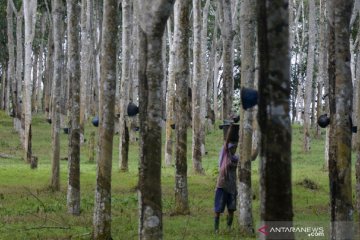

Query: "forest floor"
(0, 110), (356, 239)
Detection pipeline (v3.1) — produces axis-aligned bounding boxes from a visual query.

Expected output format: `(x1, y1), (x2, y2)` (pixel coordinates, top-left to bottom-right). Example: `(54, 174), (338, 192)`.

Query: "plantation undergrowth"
(0, 111), (357, 239)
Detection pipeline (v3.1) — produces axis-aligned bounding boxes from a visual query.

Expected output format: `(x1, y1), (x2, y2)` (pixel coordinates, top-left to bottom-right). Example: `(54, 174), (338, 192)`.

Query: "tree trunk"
(80, 0), (95, 140)
(23, 0), (37, 163)
(206, 3), (218, 126)
(319, 0), (330, 168)
(219, 0), (234, 119)
(202, 0), (212, 131)
(303, 0), (317, 152)
(199, 0), (210, 154)
(316, 79), (322, 138)
(356, 12), (360, 235)
(67, 0), (81, 216)
(31, 48), (38, 113)
(119, 0), (131, 171)
(136, 1), (174, 238)
(328, 0), (354, 238)
(44, 20), (54, 120)
(173, 0), (190, 215)
(191, 0), (205, 174)
(130, 2), (140, 144)
(36, 13), (47, 112)
(14, 5), (24, 135)
(164, 18), (175, 167)
(257, 1), (294, 239)
(51, 0), (63, 191)
(238, 0), (255, 235)
(92, 0), (118, 239)
(7, 0), (16, 116)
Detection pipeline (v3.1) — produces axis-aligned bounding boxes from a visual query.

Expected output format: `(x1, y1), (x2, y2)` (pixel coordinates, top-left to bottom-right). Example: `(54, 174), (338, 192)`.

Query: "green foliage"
(0, 112), (357, 239)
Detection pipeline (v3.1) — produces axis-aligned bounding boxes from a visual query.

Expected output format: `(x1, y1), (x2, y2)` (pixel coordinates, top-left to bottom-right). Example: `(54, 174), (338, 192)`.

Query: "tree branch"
(8, 0), (19, 17)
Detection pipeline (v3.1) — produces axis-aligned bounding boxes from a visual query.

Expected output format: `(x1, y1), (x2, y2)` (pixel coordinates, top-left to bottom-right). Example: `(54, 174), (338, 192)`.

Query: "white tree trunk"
(23, 0), (37, 163)
(164, 18), (175, 167)
(192, 0), (205, 174)
(51, 0), (63, 191)
(303, 0), (317, 152)
(218, 0), (234, 119)
(7, 0), (16, 115)
(92, 0), (118, 239)
(238, 0), (255, 234)
(14, 5), (24, 135)
(119, 0), (131, 171)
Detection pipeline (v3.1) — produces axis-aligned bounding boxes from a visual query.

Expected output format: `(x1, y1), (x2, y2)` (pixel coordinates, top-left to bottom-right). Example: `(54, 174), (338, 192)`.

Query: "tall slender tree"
(51, 0), (63, 191)
(119, 0), (131, 171)
(14, 3), (24, 135)
(218, 0), (234, 119)
(192, 0), (205, 174)
(356, 3), (360, 235)
(238, 0), (256, 235)
(327, 0), (354, 238)
(136, 0), (175, 238)
(164, 18), (175, 168)
(257, 1), (294, 239)
(173, 0), (190, 214)
(67, 0), (81, 216)
(23, 0), (37, 163)
(303, 0), (317, 152)
(7, 0), (15, 117)
(80, 0), (95, 141)
(93, 0), (118, 239)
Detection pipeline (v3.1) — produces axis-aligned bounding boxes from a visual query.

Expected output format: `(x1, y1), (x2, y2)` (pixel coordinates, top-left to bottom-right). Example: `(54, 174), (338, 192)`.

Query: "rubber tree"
(257, 0), (294, 239)
(238, 0), (256, 235)
(51, 0), (63, 191)
(191, 0), (205, 174)
(136, 0), (175, 238)
(119, 0), (131, 171)
(327, 0), (354, 238)
(66, 0), (81, 216)
(23, 0), (37, 163)
(92, 0), (118, 238)
(173, 0), (190, 215)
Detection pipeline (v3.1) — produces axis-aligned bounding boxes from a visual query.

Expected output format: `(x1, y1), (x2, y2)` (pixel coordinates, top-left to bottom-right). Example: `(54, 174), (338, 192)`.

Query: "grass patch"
(0, 111), (357, 239)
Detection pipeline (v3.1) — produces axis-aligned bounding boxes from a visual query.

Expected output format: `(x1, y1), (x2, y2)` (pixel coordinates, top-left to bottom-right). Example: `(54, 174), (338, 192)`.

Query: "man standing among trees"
(214, 125), (239, 233)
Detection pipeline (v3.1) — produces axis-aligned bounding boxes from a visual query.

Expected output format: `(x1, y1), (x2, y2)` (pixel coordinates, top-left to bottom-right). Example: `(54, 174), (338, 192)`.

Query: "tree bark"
(7, 0), (16, 116)
(303, 0), (317, 152)
(356, 7), (360, 234)
(257, 1), (294, 239)
(328, 0), (354, 239)
(164, 18), (175, 167)
(319, 0), (330, 168)
(92, 0), (118, 239)
(119, 0), (131, 171)
(36, 13), (47, 112)
(23, 0), (37, 163)
(51, 0), (63, 191)
(31, 48), (39, 113)
(173, 0), (190, 215)
(136, 1), (174, 238)
(191, 0), (205, 174)
(67, 0), (81, 216)
(80, 0), (95, 140)
(14, 5), (24, 135)
(218, 0), (234, 119)
(44, 18), (54, 120)
(238, 0), (255, 235)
